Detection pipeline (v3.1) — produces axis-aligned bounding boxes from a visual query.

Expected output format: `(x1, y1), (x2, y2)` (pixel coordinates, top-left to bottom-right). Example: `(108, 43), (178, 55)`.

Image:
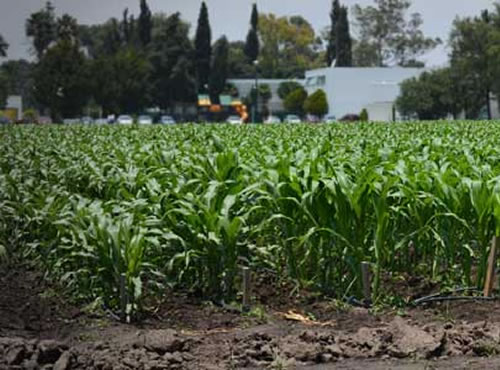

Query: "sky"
(0, 0), (497, 66)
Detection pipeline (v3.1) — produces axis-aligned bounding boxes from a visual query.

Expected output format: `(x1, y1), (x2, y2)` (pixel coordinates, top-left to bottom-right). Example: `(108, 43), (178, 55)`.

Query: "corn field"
(1, 122), (500, 315)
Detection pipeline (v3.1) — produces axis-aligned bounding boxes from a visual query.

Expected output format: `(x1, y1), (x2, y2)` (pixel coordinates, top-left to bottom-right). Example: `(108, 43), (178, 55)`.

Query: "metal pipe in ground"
(242, 267), (252, 312)
(361, 262), (372, 307)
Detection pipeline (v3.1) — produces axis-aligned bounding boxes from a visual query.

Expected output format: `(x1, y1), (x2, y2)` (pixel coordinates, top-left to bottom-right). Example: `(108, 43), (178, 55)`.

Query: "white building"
(304, 67), (426, 121)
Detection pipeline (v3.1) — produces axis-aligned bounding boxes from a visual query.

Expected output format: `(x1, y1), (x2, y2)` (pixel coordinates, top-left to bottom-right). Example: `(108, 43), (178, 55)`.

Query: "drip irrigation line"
(346, 296), (371, 308)
(412, 295), (497, 305)
(412, 287), (482, 305)
(412, 287), (496, 305)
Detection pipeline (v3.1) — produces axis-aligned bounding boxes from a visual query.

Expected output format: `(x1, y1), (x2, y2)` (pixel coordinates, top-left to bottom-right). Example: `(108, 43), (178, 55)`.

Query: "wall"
(304, 67), (426, 120)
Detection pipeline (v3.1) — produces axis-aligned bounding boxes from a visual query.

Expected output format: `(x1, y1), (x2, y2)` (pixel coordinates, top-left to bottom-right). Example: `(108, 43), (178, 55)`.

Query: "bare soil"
(3, 265), (500, 369)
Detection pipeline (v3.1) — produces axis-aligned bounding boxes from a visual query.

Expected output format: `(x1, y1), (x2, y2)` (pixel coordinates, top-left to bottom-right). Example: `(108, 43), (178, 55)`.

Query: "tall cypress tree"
(138, 0), (152, 47)
(326, 0), (340, 66)
(244, 3), (259, 62)
(122, 8), (131, 44)
(195, 2), (212, 93)
(209, 36), (229, 104)
(336, 6), (352, 67)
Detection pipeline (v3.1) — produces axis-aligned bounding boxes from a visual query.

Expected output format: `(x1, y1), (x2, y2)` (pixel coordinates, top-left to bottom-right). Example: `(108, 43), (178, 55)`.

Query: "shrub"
(303, 89), (328, 117)
(283, 87), (307, 116)
(23, 109), (38, 123)
(277, 81), (303, 100)
(360, 108), (369, 121)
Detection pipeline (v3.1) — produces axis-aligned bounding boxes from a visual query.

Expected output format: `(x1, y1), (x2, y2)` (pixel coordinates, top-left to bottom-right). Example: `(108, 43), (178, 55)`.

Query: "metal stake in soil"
(242, 267), (252, 312)
(119, 273), (127, 322)
(361, 262), (372, 306)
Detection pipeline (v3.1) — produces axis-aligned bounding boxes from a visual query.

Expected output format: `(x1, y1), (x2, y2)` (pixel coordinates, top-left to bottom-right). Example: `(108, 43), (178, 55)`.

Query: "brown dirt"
(3, 265), (500, 369)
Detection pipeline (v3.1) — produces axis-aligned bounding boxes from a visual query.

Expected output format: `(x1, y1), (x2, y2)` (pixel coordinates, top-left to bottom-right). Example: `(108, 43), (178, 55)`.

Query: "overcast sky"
(0, 0), (497, 65)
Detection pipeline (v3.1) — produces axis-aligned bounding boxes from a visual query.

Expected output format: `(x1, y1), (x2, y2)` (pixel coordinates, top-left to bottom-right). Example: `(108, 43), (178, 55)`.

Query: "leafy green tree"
(227, 41), (254, 78)
(195, 2), (212, 92)
(92, 49), (151, 114)
(0, 60), (37, 109)
(57, 14), (79, 43)
(138, 0), (152, 47)
(396, 68), (463, 120)
(0, 72), (7, 109)
(209, 36), (229, 104)
(0, 34), (8, 57)
(259, 14), (323, 78)
(352, 0), (440, 66)
(277, 81), (303, 100)
(450, 11), (493, 119)
(326, 0), (340, 66)
(336, 6), (352, 66)
(223, 82), (239, 97)
(283, 87), (307, 115)
(26, 1), (57, 59)
(150, 13), (195, 109)
(33, 39), (91, 120)
(244, 3), (260, 63)
(304, 89), (328, 117)
(79, 18), (122, 57)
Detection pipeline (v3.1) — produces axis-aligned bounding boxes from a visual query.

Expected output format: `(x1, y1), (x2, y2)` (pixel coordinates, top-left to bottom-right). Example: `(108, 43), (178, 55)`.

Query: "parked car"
(306, 114), (320, 123)
(63, 118), (79, 125)
(339, 114), (360, 122)
(94, 118), (108, 125)
(117, 115), (134, 125)
(323, 115), (337, 123)
(0, 116), (11, 125)
(284, 114), (301, 124)
(264, 115), (281, 124)
(138, 115), (153, 125)
(81, 116), (93, 124)
(160, 115), (176, 125)
(226, 115), (243, 124)
(38, 116), (53, 124)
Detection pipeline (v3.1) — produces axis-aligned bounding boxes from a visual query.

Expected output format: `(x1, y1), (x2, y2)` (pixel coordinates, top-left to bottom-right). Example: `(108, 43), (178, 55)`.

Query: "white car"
(94, 118), (108, 125)
(117, 115), (134, 125)
(265, 115), (281, 124)
(81, 116), (93, 124)
(161, 115), (176, 125)
(323, 115), (337, 123)
(138, 115), (153, 125)
(226, 115), (242, 124)
(284, 114), (301, 124)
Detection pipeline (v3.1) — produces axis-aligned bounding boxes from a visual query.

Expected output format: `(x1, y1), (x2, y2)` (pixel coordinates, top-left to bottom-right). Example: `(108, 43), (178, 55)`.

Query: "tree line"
(0, 0), (440, 120)
(397, 6), (500, 120)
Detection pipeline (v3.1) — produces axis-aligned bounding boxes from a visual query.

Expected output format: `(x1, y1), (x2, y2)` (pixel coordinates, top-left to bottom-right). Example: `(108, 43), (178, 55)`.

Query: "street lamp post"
(253, 59), (259, 123)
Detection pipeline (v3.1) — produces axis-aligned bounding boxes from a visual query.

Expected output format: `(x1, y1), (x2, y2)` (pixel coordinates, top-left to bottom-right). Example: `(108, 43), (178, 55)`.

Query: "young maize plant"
(0, 121), (499, 316)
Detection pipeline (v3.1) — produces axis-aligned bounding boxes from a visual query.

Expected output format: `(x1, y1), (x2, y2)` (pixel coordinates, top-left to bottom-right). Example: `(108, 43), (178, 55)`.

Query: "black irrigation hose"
(411, 287), (481, 305)
(346, 287), (491, 308)
(412, 295), (497, 305)
(346, 296), (371, 308)
(412, 287), (496, 306)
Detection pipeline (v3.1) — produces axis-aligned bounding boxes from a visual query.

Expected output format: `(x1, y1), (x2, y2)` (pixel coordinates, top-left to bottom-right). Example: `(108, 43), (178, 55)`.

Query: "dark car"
(0, 116), (11, 125)
(339, 114), (360, 122)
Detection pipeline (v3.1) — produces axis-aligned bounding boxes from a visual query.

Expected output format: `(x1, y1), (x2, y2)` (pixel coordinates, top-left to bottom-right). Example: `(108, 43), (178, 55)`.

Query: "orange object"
(209, 104), (222, 113)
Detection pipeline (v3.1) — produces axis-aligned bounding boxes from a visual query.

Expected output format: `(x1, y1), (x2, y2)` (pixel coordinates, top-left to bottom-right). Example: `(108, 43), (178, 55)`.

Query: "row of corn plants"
(1, 122), (500, 316)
